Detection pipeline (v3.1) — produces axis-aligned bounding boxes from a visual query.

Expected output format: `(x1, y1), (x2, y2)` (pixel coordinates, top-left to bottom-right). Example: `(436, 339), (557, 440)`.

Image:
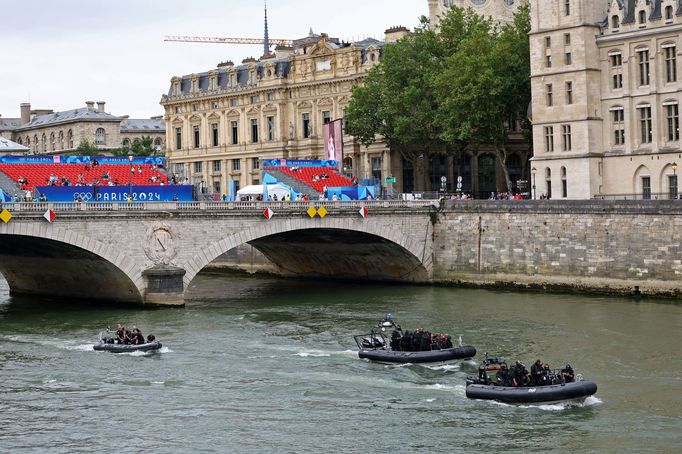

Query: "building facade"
(530, 0), (682, 199)
(428, 0), (526, 27)
(160, 32), (395, 196)
(0, 101), (165, 155)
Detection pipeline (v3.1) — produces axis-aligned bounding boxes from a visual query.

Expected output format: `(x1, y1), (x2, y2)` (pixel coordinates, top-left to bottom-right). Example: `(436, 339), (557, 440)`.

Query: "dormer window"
(612, 15), (620, 31)
(666, 5), (674, 23)
(639, 10), (646, 27)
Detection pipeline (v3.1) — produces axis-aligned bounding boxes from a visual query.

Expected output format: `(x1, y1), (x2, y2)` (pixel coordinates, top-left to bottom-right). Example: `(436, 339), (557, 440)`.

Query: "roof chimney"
(97, 101), (105, 113)
(20, 103), (31, 125)
(85, 101), (95, 112)
(385, 26), (410, 43)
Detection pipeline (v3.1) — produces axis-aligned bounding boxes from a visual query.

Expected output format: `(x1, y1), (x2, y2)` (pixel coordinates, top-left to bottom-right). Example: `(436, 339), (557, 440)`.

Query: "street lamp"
(128, 150), (134, 202)
(531, 166), (537, 200)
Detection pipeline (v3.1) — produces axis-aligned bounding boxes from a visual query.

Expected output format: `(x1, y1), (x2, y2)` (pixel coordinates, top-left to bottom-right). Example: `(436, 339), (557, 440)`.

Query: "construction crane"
(164, 1), (292, 56)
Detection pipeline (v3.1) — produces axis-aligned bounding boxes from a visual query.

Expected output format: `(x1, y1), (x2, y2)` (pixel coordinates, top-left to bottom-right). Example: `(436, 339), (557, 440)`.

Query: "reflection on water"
(0, 274), (680, 453)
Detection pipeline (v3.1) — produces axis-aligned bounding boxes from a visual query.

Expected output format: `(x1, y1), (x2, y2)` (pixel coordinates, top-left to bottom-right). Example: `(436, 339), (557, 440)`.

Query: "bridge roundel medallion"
(144, 223), (178, 265)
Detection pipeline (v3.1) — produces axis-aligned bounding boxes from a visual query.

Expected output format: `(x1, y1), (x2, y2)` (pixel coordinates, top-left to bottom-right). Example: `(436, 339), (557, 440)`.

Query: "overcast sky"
(1, 0), (424, 120)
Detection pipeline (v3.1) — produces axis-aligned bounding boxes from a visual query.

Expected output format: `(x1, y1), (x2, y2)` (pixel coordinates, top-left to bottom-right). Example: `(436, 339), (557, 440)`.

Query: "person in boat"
(131, 328), (145, 345)
(531, 359), (544, 385)
(115, 324), (126, 344)
(390, 330), (402, 351)
(437, 332), (453, 349)
(146, 334), (156, 343)
(512, 361), (530, 387)
(495, 363), (511, 386)
(561, 364), (575, 383)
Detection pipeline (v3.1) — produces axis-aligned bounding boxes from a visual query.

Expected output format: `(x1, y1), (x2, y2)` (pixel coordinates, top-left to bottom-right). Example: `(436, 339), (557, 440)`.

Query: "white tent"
(237, 184), (290, 200)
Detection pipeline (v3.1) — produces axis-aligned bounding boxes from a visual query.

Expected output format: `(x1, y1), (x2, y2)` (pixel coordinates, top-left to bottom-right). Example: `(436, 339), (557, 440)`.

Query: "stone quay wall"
(432, 200), (682, 297)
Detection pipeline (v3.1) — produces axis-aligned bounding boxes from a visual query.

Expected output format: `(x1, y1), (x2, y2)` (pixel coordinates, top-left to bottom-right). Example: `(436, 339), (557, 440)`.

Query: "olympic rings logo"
(72, 192), (93, 202)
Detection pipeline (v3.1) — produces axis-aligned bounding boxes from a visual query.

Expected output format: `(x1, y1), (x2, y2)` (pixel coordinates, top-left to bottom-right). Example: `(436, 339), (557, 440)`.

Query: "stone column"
(142, 265), (186, 306)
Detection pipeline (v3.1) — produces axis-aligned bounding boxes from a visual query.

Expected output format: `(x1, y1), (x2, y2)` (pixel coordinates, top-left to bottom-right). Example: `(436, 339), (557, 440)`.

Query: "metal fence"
(593, 192), (681, 201)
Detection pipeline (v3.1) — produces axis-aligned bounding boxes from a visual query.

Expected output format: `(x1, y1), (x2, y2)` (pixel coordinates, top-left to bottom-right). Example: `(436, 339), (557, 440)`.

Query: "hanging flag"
(43, 209), (56, 223)
(307, 206), (317, 218)
(0, 209), (12, 223)
(263, 208), (274, 220)
(317, 206), (328, 218)
(359, 206), (368, 218)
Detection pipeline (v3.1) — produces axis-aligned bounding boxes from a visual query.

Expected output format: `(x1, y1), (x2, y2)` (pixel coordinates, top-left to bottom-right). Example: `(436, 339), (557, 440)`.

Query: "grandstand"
(262, 160), (353, 197)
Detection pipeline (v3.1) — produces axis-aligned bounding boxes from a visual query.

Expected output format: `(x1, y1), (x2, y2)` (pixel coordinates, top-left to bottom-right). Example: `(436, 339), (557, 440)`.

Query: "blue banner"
(35, 185), (193, 202)
(0, 155), (165, 166)
(262, 159), (338, 169)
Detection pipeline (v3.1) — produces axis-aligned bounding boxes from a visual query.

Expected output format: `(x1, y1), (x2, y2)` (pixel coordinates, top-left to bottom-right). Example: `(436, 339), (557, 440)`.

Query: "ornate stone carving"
(144, 222), (178, 266)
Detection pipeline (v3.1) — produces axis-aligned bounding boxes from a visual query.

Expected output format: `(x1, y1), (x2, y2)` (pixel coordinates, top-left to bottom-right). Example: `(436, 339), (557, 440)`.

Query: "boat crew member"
(116, 324), (126, 344)
(530, 359), (544, 385)
(561, 364), (575, 383)
(496, 363), (511, 386)
(132, 328), (145, 345)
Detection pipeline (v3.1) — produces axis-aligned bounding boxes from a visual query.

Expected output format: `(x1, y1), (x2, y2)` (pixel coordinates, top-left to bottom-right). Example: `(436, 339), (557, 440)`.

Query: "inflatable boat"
(465, 379), (598, 404)
(93, 340), (162, 353)
(354, 314), (476, 364)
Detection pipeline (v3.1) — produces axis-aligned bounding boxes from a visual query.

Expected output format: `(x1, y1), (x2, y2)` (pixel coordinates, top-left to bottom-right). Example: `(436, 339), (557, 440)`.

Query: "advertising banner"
(324, 120), (343, 172)
(261, 159), (338, 169)
(35, 185), (193, 202)
(0, 155), (165, 166)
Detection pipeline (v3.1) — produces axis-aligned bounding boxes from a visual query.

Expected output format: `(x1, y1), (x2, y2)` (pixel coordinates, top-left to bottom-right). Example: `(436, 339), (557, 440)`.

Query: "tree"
(436, 4), (531, 193)
(73, 139), (98, 155)
(344, 18), (446, 190)
(110, 136), (157, 157)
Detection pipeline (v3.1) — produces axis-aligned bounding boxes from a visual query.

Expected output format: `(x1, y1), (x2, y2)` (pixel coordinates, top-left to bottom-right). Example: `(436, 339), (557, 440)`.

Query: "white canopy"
(237, 184), (290, 199)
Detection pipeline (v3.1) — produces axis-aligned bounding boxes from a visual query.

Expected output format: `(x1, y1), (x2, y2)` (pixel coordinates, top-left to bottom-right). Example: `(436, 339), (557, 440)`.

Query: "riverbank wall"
(432, 200), (682, 297)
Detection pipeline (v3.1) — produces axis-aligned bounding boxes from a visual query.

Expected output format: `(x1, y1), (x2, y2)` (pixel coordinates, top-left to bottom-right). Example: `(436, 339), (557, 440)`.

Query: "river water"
(0, 274), (680, 453)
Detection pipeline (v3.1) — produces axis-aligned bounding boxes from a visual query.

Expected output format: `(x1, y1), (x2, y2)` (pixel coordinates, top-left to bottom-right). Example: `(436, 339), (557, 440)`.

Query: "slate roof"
(16, 108), (121, 131)
(120, 118), (165, 133)
(0, 117), (20, 132)
(0, 137), (29, 152)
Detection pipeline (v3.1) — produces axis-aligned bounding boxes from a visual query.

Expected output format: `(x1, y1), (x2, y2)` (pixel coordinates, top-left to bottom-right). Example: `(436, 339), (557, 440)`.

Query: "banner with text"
(35, 185), (193, 202)
(0, 155), (165, 166)
(324, 119), (343, 172)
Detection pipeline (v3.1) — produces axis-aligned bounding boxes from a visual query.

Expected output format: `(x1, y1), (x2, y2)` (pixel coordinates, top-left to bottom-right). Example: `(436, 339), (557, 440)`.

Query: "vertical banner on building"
(324, 119), (344, 172)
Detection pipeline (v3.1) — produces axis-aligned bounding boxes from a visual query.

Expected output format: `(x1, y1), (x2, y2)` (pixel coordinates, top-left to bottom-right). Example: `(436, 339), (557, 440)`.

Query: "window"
(322, 111), (331, 124)
(545, 36), (551, 47)
(612, 15), (620, 30)
(611, 52), (623, 89)
(193, 125), (200, 148)
(251, 119), (259, 143)
(175, 127), (182, 150)
(212, 123), (219, 147)
(231, 121), (238, 144)
(250, 95), (258, 104)
(564, 33), (571, 45)
(612, 107), (625, 145)
(561, 167), (567, 198)
(371, 156), (382, 180)
(638, 105), (652, 144)
(213, 182), (221, 194)
(544, 126), (554, 152)
(566, 81), (573, 104)
(232, 159), (241, 171)
(642, 176), (651, 199)
(212, 160), (221, 172)
(545, 168), (552, 199)
(230, 99), (237, 107)
(669, 175), (678, 199)
(68, 130), (73, 149)
(546, 84), (553, 106)
(666, 102), (679, 141)
(266, 92), (274, 101)
(302, 113), (311, 138)
(267, 116), (275, 141)
(666, 5), (674, 22)
(192, 103), (199, 112)
(665, 45), (677, 83)
(211, 101), (219, 109)
(252, 157), (260, 169)
(565, 52), (572, 65)
(175, 106), (181, 114)
(194, 161), (202, 173)
(638, 10), (646, 26)
(564, 0), (570, 15)
(638, 49), (650, 86)
(95, 128), (105, 145)
(546, 54), (552, 68)
(562, 124), (572, 151)
(233, 180), (240, 193)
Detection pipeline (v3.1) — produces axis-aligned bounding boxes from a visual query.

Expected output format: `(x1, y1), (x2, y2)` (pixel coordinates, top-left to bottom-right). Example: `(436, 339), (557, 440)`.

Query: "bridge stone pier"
(0, 201), (435, 306)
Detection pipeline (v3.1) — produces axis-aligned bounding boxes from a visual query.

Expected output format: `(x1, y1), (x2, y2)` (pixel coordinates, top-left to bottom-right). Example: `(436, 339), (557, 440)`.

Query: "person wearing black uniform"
(561, 364), (575, 383)
(496, 364), (511, 386)
(115, 324), (126, 344)
(390, 330), (402, 351)
(531, 359), (543, 385)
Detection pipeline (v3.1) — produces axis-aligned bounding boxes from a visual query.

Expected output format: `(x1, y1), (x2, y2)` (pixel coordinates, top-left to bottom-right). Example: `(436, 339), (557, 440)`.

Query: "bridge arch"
(183, 217), (432, 286)
(0, 223), (143, 304)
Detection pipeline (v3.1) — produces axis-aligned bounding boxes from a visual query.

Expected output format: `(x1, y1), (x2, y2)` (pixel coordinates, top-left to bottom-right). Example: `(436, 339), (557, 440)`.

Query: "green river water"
(0, 274), (680, 453)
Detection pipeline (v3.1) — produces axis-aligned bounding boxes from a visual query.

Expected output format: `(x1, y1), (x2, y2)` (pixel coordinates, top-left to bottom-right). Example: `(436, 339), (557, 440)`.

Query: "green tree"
(73, 139), (98, 155)
(111, 136), (157, 157)
(344, 19), (446, 189)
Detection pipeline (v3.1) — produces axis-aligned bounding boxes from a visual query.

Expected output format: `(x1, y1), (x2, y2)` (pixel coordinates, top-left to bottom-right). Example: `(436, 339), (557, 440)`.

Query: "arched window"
(639, 10), (646, 25)
(122, 138), (130, 147)
(612, 15), (620, 30)
(58, 131), (64, 149)
(95, 127), (105, 145)
(50, 132), (55, 151)
(41, 134), (46, 153)
(67, 130), (73, 148)
(560, 166), (567, 198)
(666, 5), (674, 21)
(154, 138), (162, 148)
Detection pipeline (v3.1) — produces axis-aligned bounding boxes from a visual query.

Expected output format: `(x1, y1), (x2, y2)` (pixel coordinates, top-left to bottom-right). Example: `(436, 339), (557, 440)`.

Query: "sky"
(1, 0), (424, 120)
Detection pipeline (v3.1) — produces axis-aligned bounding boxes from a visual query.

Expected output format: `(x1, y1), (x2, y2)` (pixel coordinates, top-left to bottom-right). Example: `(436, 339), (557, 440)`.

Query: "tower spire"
(263, 0), (270, 56)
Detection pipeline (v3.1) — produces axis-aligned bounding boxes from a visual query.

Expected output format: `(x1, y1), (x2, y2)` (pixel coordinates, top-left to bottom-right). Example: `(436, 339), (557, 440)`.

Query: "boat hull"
(358, 345), (476, 364)
(465, 380), (597, 404)
(93, 341), (162, 353)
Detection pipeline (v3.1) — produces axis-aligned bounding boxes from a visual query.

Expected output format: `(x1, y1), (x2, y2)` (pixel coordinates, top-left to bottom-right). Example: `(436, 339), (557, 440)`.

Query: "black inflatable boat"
(93, 340), (162, 353)
(354, 314), (476, 364)
(465, 380), (597, 404)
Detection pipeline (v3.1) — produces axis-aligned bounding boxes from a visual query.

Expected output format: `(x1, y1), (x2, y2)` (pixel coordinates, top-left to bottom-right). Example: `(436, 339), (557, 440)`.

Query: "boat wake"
(490, 394), (603, 411)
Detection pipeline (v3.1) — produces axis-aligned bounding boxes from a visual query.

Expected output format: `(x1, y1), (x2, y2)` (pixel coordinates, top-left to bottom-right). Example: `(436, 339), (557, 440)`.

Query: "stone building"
(0, 101), (165, 155)
(160, 32), (394, 196)
(530, 0), (682, 199)
(428, 0), (526, 27)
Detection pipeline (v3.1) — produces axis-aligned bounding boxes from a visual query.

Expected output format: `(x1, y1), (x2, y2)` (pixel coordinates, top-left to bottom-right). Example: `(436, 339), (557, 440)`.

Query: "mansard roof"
(0, 117), (20, 132)
(120, 118), (165, 133)
(16, 108), (120, 131)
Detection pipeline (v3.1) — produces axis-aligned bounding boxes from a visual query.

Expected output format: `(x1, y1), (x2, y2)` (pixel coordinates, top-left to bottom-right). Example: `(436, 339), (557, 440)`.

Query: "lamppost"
(128, 150), (134, 202)
(531, 166), (537, 200)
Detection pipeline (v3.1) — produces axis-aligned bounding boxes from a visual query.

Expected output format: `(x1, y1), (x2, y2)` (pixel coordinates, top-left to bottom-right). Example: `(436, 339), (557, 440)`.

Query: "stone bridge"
(0, 200), (436, 306)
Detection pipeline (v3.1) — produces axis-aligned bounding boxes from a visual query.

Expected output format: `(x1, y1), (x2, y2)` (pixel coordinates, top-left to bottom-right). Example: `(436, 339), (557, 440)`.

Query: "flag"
(43, 209), (56, 223)
(263, 208), (274, 220)
(359, 206), (368, 218)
